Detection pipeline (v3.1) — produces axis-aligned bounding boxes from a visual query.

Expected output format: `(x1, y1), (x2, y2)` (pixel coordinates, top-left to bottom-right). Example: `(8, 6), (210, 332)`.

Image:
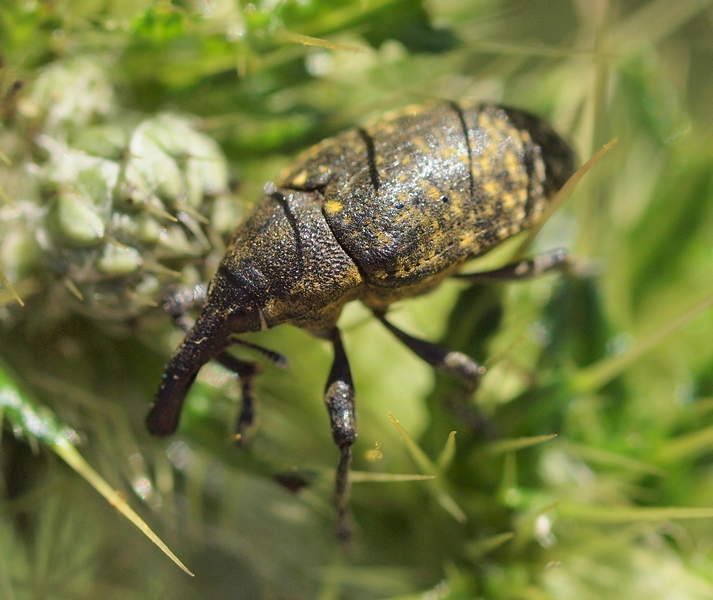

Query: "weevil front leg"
(453, 248), (570, 283)
(220, 338), (289, 445)
(324, 327), (357, 541)
(213, 350), (260, 445)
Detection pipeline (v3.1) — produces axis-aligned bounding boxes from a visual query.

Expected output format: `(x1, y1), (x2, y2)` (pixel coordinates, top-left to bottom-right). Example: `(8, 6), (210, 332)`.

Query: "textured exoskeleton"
(146, 101), (575, 538)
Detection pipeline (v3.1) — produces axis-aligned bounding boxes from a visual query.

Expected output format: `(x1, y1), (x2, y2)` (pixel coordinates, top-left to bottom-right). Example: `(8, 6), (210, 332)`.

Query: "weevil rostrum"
(146, 100), (575, 538)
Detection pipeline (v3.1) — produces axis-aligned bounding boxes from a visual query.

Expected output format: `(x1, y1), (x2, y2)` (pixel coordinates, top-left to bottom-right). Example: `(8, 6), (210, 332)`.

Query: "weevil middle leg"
(323, 327), (357, 541)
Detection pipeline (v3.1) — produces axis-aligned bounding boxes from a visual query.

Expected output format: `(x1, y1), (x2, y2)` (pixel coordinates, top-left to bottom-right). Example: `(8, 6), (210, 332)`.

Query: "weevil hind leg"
(453, 248), (570, 283)
(324, 327), (357, 541)
(373, 312), (498, 437)
(374, 311), (484, 392)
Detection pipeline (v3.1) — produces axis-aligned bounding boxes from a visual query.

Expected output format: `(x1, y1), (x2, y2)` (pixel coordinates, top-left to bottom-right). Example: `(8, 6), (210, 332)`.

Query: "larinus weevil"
(146, 101), (575, 538)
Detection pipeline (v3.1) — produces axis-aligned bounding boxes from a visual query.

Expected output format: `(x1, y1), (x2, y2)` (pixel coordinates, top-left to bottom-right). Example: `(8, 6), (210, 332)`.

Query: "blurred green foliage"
(2, 0), (713, 598)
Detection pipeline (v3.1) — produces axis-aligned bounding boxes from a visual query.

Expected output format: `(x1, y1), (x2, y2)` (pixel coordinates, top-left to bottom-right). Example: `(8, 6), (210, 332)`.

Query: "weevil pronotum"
(146, 101), (575, 538)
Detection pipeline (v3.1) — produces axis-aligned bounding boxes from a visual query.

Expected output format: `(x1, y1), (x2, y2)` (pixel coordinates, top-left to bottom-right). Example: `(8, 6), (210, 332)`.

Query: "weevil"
(146, 101), (575, 538)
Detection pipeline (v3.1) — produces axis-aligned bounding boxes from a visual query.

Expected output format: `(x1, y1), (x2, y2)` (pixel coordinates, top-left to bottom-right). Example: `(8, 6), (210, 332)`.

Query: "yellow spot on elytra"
(412, 136), (432, 153)
(419, 181), (442, 202)
(497, 224), (517, 239)
(325, 200), (343, 213)
(504, 152), (521, 179)
(459, 231), (476, 249)
(376, 231), (391, 246)
(500, 192), (517, 211)
(478, 113), (495, 131)
(291, 170), (308, 186)
(483, 179), (502, 196)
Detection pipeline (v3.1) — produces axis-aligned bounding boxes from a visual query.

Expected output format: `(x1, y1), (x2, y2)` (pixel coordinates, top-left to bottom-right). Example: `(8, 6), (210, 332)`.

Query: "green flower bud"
(48, 192), (106, 247)
(4, 59), (238, 325)
(96, 243), (143, 276)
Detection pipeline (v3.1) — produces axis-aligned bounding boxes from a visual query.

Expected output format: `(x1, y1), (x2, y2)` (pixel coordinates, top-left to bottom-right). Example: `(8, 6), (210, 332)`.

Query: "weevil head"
(203, 264), (267, 334)
(146, 266), (264, 436)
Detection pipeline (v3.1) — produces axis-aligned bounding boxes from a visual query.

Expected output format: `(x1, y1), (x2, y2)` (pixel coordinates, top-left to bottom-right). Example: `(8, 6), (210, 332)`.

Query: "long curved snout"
(146, 310), (231, 437)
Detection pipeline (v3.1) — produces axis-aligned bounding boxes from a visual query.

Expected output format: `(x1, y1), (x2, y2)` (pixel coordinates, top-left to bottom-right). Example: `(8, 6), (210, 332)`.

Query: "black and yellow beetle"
(146, 100), (575, 538)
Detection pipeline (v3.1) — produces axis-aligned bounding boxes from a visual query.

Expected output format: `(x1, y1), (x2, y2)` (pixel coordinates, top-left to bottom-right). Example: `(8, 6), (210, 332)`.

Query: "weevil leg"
(374, 312), (484, 392)
(214, 351), (261, 445)
(324, 327), (357, 541)
(229, 337), (289, 369)
(374, 313), (497, 436)
(219, 339), (288, 443)
(453, 248), (570, 283)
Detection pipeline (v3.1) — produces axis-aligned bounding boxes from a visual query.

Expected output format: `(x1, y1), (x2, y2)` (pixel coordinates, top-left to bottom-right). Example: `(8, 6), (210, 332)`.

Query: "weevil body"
(147, 101), (575, 537)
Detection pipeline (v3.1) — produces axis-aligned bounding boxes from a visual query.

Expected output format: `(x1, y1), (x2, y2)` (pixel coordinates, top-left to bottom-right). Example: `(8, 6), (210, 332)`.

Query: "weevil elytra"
(146, 101), (575, 538)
